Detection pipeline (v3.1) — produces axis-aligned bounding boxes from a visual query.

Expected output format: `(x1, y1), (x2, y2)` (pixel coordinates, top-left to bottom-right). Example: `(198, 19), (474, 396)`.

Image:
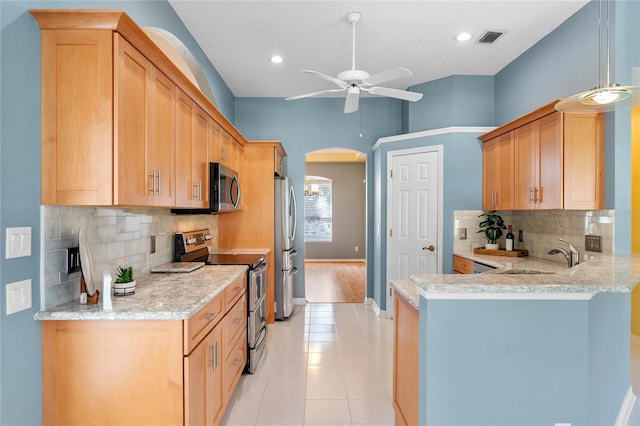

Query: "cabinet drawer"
(453, 255), (473, 274)
(223, 329), (247, 403)
(225, 274), (247, 311)
(224, 293), (247, 356)
(184, 294), (224, 355)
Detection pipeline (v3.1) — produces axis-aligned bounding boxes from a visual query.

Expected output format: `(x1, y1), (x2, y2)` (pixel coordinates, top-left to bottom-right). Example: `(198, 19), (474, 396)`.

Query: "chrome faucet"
(546, 238), (580, 268)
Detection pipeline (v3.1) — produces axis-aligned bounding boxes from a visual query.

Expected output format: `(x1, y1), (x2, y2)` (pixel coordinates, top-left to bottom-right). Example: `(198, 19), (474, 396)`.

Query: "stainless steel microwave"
(172, 163), (240, 214)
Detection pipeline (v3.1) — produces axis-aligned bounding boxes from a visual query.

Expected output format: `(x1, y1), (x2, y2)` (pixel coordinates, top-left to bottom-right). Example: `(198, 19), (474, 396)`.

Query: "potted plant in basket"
(477, 211), (507, 250)
(113, 266), (136, 296)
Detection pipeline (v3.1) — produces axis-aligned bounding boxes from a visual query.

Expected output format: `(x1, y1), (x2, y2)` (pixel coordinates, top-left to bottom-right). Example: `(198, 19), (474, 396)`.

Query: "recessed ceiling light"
(269, 55), (284, 64)
(455, 32), (473, 42)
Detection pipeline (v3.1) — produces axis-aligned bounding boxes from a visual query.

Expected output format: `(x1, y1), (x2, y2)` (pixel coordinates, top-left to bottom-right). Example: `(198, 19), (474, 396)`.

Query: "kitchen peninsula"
(392, 253), (640, 425)
(36, 265), (248, 425)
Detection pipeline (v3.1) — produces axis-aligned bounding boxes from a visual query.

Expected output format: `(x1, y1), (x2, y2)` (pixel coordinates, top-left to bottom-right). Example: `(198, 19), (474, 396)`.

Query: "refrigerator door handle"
(289, 185), (297, 242)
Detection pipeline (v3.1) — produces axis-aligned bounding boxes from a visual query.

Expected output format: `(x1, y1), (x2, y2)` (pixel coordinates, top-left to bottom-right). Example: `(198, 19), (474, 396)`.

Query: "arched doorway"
(303, 148), (367, 303)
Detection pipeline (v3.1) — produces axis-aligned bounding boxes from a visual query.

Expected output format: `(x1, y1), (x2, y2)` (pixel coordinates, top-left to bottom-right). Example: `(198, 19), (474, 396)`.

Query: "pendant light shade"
(555, 0), (638, 113)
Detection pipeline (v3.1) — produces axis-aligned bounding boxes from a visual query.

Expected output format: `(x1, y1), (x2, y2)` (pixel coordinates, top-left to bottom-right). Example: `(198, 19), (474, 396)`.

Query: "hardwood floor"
(304, 261), (366, 303)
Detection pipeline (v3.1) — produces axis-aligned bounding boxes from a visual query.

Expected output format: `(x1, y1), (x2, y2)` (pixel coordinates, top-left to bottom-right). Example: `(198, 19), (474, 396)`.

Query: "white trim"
(370, 298), (389, 318)
(615, 386), (637, 426)
(372, 126), (495, 151)
(293, 298), (306, 305)
(304, 259), (366, 263)
(386, 146), (444, 319)
(417, 290), (596, 301)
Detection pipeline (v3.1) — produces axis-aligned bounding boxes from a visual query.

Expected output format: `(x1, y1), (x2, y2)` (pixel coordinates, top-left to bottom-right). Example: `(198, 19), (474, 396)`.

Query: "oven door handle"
(252, 262), (268, 275)
(254, 326), (268, 352)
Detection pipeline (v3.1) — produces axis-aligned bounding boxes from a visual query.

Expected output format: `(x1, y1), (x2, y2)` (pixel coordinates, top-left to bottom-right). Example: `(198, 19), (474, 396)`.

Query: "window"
(304, 176), (332, 242)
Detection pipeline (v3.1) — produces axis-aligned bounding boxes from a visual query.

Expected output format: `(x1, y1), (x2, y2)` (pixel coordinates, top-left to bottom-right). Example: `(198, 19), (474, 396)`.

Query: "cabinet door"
(514, 123), (538, 210)
(393, 294), (419, 426)
(209, 120), (222, 163)
(149, 70), (176, 206)
(185, 325), (223, 426)
(563, 113), (604, 210)
(175, 90), (195, 207)
(220, 131), (232, 165)
(115, 36), (175, 207)
(482, 138), (499, 210)
(537, 112), (562, 209)
(193, 107), (210, 208)
(495, 132), (515, 210)
(175, 91), (209, 208)
(41, 29), (113, 205)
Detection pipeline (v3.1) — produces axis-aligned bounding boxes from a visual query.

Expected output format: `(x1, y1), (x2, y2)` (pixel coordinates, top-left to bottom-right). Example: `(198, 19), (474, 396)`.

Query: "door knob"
(423, 245), (436, 252)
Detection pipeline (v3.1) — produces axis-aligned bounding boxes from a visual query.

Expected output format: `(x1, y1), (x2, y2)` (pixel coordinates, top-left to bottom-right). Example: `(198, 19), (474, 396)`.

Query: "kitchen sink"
(495, 269), (556, 275)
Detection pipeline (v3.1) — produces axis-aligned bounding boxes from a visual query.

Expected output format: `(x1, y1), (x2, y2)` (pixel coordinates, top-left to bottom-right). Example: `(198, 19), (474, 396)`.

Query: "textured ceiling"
(169, 1), (589, 99)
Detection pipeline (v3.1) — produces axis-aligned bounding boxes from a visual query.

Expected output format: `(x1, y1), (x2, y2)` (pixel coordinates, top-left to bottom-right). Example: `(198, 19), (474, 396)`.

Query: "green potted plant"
(477, 211), (507, 250)
(113, 266), (136, 296)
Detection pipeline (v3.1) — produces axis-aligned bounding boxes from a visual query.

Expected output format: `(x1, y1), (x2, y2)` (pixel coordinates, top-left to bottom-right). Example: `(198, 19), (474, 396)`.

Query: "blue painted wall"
(0, 1), (232, 423)
(235, 97), (402, 300)
(408, 75), (495, 132)
(419, 294), (630, 425)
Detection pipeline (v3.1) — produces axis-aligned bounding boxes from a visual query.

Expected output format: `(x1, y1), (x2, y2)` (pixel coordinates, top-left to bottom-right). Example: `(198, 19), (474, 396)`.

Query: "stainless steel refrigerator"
(274, 176), (297, 320)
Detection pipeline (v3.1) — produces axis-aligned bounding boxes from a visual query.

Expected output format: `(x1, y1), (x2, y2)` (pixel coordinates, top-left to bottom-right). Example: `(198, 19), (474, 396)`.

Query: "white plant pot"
(113, 280), (136, 296)
(485, 243), (500, 250)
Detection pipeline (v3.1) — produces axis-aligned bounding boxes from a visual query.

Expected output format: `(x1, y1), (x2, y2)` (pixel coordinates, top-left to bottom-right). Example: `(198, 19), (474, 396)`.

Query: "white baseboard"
(370, 298), (389, 318)
(615, 386), (637, 426)
(293, 298), (306, 305)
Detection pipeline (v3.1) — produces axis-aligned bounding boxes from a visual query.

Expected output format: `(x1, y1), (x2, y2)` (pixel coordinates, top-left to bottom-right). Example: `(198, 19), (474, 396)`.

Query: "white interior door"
(386, 147), (442, 318)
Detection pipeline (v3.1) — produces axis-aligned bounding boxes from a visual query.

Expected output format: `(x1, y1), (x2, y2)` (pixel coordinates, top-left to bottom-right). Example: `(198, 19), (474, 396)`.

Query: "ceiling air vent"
(476, 30), (505, 44)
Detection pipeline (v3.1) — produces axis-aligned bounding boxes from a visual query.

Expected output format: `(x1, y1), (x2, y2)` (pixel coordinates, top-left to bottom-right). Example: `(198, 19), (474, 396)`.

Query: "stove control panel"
(175, 229), (213, 260)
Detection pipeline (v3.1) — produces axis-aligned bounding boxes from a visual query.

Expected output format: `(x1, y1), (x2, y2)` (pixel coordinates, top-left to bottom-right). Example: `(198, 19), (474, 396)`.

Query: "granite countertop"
(409, 252), (640, 300)
(390, 279), (420, 309)
(35, 265), (248, 321)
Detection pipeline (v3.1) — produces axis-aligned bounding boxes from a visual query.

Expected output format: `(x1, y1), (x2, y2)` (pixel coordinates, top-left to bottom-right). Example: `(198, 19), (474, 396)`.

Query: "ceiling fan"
(285, 11), (423, 113)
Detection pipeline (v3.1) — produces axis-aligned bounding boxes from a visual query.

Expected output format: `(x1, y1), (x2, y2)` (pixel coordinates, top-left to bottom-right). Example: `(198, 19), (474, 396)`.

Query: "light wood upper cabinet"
(564, 113), (604, 210)
(33, 10), (247, 209)
(175, 90), (209, 208)
(40, 29), (114, 205)
(481, 100), (603, 211)
(114, 35), (175, 207)
(514, 112), (562, 210)
(482, 132), (514, 210)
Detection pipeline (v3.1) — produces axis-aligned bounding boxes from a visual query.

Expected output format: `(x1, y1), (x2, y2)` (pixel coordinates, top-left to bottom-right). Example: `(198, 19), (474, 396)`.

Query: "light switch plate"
(458, 228), (467, 240)
(5, 227), (32, 259)
(6, 279), (32, 315)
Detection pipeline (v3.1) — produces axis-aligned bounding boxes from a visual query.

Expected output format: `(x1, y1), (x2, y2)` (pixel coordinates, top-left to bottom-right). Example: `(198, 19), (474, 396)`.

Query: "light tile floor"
(220, 303), (395, 425)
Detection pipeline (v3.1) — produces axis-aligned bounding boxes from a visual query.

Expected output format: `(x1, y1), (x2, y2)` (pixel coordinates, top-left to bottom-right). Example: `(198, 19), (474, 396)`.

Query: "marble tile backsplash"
(42, 206), (218, 309)
(454, 209), (614, 264)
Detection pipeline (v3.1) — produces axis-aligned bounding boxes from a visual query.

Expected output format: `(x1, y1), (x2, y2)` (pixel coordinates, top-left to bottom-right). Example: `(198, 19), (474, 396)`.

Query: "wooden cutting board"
(473, 248), (529, 257)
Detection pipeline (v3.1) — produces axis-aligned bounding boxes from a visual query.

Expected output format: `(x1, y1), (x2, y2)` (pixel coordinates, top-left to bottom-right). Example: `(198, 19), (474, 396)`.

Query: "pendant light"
(555, 0), (638, 113)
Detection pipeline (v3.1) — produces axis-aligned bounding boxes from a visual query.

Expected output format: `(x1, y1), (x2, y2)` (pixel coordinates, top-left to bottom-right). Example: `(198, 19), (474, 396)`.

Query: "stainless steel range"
(175, 229), (267, 374)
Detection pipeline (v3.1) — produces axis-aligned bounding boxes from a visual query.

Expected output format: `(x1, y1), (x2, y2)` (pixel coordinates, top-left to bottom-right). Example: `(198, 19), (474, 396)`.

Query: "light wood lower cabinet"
(453, 255), (473, 274)
(42, 275), (247, 425)
(393, 293), (419, 426)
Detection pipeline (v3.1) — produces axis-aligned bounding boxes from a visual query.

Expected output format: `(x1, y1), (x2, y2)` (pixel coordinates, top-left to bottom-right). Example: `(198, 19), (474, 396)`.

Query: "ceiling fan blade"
(344, 89), (360, 113)
(285, 88), (346, 101)
(300, 70), (348, 88)
(368, 86), (423, 102)
(362, 67), (413, 87)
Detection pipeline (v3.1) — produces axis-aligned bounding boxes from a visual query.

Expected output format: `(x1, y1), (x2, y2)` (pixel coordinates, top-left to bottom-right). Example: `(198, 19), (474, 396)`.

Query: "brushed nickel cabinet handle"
(206, 311), (219, 322)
